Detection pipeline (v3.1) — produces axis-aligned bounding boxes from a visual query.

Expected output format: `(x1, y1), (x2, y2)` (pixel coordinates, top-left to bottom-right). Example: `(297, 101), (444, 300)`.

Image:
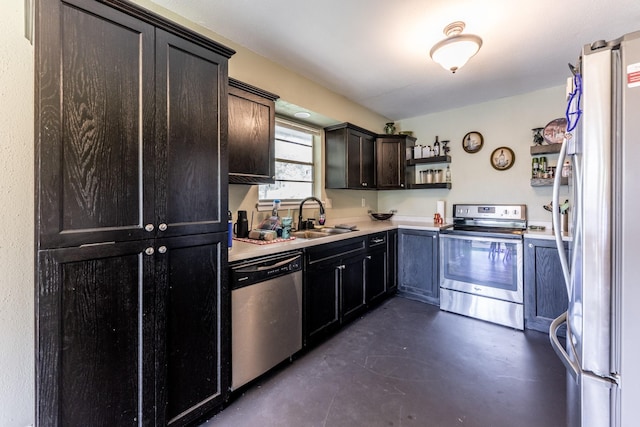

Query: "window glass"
(259, 119), (317, 202)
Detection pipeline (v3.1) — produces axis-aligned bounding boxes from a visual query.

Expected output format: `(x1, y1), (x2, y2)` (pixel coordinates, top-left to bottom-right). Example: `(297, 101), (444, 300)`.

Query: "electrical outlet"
(361, 198), (366, 207)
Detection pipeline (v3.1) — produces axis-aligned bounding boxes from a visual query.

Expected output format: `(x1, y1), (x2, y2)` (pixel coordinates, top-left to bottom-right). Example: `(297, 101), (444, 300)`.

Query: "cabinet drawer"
(367, 232), (387, 248)
(306, 237), (365, 264)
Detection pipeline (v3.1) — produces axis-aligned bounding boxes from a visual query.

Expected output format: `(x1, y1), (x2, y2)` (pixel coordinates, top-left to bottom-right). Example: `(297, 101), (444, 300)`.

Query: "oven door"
(439, 233), (523, 303)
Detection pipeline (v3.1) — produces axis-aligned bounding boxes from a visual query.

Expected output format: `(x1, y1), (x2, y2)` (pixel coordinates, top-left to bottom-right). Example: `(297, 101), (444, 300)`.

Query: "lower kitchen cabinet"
(387, 229), (398, 294)
(36, 234), (229, 426)
(365, 232), (388, 305)
(397, 229), (439, 305)
(341, 253), (367, 323)
(303, 237), (368, 346)
(524, 237), (569, 335)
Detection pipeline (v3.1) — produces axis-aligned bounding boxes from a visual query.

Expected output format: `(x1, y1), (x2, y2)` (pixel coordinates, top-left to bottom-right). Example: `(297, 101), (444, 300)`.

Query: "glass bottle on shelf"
(445, 165), (451, 182)
(433, 136), (440, 157)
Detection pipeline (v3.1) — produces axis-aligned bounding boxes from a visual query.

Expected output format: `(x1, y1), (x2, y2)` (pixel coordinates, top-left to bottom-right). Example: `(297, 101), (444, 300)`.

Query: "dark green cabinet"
(35, 0), (233, 425)
(228, 78), (279, 184)
(397, 229), (439, 305)
(325, 123), (377, 189)
(524, 238), (570, 334)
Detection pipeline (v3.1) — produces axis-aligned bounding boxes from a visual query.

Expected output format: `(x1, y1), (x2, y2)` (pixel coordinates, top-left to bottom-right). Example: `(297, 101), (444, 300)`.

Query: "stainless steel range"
(439, 204), (527, 330)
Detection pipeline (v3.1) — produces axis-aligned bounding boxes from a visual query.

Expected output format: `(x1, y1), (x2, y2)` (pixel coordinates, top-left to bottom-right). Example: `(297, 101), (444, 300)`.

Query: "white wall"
(379, 86), (570, 223)
(0, 0), (35, 425)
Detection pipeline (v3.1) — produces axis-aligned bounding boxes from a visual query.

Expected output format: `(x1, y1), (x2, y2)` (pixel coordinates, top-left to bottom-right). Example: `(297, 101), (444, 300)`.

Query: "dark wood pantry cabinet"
(35, 0), (234, 425)
(228, 78), (279, 184)
(325, 122), (377, 189)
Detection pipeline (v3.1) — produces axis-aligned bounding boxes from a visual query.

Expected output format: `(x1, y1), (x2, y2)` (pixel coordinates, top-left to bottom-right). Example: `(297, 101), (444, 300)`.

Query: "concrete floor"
(202, 296), (566, 427)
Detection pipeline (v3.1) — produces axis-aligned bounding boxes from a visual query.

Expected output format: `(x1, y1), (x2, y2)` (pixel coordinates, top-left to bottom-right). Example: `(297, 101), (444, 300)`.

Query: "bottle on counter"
(271, 199), (281, 219)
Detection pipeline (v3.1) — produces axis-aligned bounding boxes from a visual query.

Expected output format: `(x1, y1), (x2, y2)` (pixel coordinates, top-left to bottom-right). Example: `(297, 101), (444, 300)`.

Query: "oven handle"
(440, 233), (522, 245)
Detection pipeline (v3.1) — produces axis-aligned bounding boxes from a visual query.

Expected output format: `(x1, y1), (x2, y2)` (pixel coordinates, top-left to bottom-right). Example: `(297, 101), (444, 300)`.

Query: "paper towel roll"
(436, 200), (446, 222)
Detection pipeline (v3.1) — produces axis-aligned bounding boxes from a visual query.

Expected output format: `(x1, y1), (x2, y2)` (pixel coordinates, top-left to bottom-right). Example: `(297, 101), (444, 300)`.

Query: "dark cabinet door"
(376, 136), (407, 189)
(365, 247), (387, 305)
(341, 253), (367, 322)
(37, 0), (156, 249)
(155, 30), (229, 237)
(160, 233), (229, 426)
(228, 78), (278, 184)
(36, 241), (156, 427)
(387, 229), (398, 294)
(524, 238), (570, 334)
(304, 257), (340, 344)
(346, 129), (376, 189)
(398, 229), (439, 305)
(325, 123), (377, 189)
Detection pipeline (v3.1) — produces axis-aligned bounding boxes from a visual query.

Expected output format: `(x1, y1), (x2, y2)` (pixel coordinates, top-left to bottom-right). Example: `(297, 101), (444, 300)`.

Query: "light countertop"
(229, 218), (450, 263)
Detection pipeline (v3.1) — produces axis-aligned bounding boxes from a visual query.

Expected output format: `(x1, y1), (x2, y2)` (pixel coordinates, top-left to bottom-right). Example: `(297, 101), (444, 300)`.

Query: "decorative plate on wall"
(462, 131), (483, 153)
(543, 118), (568, 144)
(490, 147), (515, 171)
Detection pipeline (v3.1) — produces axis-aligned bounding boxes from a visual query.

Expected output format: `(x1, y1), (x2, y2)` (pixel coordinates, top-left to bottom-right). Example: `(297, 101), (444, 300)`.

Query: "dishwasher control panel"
(230, 252), (302, 289)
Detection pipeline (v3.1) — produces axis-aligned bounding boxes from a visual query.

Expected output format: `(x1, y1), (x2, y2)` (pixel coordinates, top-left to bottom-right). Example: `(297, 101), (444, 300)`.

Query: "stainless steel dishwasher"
(230, 251), (303, 390)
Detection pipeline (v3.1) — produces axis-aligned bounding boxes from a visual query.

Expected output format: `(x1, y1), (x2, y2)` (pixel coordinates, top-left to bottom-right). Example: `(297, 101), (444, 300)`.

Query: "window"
(258, 118), (318, 202)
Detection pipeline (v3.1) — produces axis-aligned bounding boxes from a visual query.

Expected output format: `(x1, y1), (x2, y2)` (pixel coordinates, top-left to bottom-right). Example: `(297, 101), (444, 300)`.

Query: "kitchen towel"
(437, 200), (446, 222)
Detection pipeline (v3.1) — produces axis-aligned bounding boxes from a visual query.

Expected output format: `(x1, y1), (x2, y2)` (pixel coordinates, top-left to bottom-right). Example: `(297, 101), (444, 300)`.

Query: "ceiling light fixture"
(430, 21), (482, 73)
(294, 111), (311, 119)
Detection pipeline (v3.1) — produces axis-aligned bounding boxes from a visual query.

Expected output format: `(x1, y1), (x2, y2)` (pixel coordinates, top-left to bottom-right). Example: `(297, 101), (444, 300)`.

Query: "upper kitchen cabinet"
(36, 0), (233, 249)
(325, 123), (377, 189)
(376, 135), (416, 189)
(228, 78), (279, 184)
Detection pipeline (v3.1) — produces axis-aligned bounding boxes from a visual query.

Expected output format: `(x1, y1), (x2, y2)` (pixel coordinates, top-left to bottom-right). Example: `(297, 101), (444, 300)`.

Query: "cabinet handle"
(337, 265), (346, 270)
(400, 184), (404, 187)
(158, 246), (167, 254)
(145, 247), (154, 256)
(366, 255), (372, 260)
(528, 243), (533, 248)
(158, 223), (168, 231)
(362, 182), (367, 187)
(145, 224), (154, 232)
(433, 235), (437, 239)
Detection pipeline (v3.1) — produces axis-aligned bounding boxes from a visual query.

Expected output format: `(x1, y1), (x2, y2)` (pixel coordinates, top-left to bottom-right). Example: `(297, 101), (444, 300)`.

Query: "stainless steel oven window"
(440, 234), (524, 303)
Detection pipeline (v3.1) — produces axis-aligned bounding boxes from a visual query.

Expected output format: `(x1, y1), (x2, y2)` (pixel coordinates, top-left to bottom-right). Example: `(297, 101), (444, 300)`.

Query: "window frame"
(257, 117), (321, 210)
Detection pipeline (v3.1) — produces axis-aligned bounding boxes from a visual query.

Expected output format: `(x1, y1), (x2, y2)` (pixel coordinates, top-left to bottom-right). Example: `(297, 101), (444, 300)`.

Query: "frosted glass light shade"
(430, 22), (482, 73)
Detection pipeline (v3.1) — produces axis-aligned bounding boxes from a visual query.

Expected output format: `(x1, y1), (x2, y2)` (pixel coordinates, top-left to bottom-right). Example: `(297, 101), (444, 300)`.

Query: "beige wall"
(380, 85), (569, 224)
(0, 1), (35, 425)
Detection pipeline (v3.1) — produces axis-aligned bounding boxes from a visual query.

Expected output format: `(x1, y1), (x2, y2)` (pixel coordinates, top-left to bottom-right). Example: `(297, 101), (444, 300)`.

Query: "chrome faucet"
(297, 197), (325, 230)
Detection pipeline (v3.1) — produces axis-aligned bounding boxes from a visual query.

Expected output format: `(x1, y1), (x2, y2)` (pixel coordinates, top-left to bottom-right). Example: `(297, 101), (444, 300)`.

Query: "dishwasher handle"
(231, 253), (302, 288)
(233, 255), (301, 274)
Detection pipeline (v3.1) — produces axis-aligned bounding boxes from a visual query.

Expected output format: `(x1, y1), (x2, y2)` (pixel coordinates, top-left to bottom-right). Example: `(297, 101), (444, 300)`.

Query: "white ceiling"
(150, 0), (640, 120)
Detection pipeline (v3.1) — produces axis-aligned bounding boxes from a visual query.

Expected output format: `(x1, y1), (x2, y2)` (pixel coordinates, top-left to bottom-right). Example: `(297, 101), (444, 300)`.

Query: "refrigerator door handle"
(550, 311), (580, 382)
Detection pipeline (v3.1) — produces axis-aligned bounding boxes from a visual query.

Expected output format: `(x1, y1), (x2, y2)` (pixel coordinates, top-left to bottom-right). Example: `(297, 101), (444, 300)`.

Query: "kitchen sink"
(291, 227), (353, 239)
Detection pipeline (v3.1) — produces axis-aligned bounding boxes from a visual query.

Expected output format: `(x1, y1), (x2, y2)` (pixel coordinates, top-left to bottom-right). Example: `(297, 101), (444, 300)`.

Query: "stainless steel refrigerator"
(549, 31), (640, 427)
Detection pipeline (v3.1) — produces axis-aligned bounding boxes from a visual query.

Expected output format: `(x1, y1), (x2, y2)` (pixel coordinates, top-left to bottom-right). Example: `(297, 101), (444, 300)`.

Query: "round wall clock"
(462, 131), (483, 153)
